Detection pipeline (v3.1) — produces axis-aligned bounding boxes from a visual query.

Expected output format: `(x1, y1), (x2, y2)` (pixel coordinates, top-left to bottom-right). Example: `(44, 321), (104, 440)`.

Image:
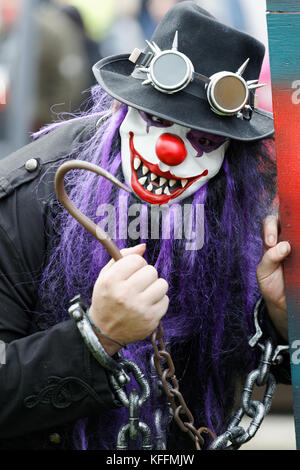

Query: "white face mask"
(120, 107), (230, 204)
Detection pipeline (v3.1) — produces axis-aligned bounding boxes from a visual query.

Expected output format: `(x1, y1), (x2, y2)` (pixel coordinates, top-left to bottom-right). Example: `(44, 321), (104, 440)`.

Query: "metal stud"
(25, 158), (38, 172)
(236, 58), (250, 76)
(145, 40), (161, 55)
(172, 31), (179, 51)
(248, 82), (267, 91)
(247, 79), (259, 86)
(142, 78), (152, 86)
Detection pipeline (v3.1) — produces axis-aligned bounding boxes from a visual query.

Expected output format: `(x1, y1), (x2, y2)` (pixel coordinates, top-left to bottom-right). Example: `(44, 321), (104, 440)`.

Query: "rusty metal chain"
(151, 322), (216, 450)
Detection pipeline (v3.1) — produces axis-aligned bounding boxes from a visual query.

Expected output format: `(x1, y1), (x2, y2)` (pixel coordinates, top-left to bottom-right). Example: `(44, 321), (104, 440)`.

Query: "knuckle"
(271, 245), (281, 261)
(114, 285), (128, 306)
(264, 214), (277, 226)
(263, 248), (275, 263)
(129, 254), (147, 267)
(157, 278), (169, 293)
(100, 274), (113, 292)
(142, 309), (155, 323)
(130, 302), (142, 316)
(146, 265), (158, 279)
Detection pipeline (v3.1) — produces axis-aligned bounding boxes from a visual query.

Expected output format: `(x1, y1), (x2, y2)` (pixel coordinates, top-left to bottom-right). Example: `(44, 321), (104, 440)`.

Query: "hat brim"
(93, 55), (274, 142)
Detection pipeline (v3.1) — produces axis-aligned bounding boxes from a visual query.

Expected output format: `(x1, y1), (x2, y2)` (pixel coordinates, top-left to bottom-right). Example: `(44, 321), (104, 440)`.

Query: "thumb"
(100, 243), (146, 274)
(257, 241), (291, 281)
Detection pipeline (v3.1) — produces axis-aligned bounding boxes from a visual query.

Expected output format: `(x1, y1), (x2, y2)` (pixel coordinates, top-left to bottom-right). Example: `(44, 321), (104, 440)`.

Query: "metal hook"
(54, 160), (132, 261)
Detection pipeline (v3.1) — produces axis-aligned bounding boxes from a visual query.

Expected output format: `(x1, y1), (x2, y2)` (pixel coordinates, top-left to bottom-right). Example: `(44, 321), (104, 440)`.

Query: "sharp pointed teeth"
(164, 187), (171, 195)
(160, 177), (167, 186)
(147, 183), (153, 192)
(134, 158), (141, 170)
(142, 165), (149, 176)
(138, 176), (147, 185)
(169, 179), (176, 187)
(155, 188), (163, 195)
(151, 173), (158, 181)
(181, 179), (188, 188)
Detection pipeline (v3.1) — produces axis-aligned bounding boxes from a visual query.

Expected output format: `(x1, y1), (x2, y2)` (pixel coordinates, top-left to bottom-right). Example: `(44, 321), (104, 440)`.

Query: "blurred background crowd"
(0, 0), (296, 450)
(0, 0), (272, 158)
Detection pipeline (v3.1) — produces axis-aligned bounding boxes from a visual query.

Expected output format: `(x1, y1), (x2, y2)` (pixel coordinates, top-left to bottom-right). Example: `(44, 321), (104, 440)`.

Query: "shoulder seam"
(0, 116), (98, 199)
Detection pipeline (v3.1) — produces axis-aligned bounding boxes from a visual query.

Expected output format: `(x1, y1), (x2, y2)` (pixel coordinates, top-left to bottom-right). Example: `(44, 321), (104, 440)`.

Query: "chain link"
(70, 295), (286, 451)
(108, 357), (153, 450)
(154, 407), (174, 450)
(117, 421), (152, 450)
(208, 337), (278, 449)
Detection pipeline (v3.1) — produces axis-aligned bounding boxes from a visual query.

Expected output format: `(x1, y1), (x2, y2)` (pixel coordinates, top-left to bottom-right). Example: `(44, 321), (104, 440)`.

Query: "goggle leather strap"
(249, 90), (256, 109)
(130, 50), (154, 68)
(131, 66), (208, 102)
(193, 71), (210, 85)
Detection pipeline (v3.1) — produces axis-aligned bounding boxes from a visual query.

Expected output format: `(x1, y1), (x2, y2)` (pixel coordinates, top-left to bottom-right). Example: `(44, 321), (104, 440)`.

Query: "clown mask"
(120, 107), (230, 204)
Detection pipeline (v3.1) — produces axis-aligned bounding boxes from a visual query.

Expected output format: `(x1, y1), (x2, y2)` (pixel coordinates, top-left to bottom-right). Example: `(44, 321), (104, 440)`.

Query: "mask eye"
(147, 113), (173, 127)
(198, 138), (213, 147)
(138, 110), (173, 128)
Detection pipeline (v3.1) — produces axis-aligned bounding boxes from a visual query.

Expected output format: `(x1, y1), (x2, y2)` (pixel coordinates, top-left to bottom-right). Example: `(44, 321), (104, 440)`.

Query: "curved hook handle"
(54, 160), (132, 261)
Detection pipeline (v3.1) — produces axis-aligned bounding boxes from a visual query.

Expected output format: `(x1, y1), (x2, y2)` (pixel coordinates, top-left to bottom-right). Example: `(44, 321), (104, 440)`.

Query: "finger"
(151, 295), (170, 321)
(142, 278), (169, 305)
(257, 241), (291, 280)
(127, 264), (158, 292)
(100, 244), (146, 275)
(263, 215), (278, 248)
(105, 253), (148, 281)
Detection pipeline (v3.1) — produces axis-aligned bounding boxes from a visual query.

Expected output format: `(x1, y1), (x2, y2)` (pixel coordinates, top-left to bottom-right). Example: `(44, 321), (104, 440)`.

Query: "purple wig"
(36, 85), (277, 449)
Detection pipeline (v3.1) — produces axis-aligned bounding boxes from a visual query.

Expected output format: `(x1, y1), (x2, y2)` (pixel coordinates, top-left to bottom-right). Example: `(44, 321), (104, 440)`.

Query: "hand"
(256, 215), (291, 341)
(89, 244), (169, 355)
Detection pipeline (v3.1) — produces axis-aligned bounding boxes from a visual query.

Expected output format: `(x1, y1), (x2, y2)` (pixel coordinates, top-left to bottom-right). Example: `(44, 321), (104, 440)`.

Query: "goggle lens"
(151, 52), (190, 90)
(212, 75), (248, 112)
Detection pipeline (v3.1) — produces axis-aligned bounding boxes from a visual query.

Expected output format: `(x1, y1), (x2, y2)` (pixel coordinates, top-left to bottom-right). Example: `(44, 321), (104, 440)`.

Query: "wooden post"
(267, 0), (300, 449)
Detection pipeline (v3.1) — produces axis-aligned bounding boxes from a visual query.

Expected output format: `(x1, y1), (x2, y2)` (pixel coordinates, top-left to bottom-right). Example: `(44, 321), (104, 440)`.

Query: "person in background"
(0, 0), (92, 132)
(60, 5), (100, 88)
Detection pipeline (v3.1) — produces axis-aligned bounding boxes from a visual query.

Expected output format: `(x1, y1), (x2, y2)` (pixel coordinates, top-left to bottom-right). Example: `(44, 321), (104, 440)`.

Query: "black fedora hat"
(93, 1), (273, 142)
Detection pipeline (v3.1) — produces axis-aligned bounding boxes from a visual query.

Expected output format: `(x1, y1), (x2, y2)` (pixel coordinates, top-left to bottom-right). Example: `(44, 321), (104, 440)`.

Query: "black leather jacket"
(0, 117), (124, 450)
(0, 117), (290, 450)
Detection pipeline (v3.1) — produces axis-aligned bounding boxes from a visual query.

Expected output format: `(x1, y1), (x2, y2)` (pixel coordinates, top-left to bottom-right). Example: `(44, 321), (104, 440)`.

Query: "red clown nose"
(155, 133), (187, 166)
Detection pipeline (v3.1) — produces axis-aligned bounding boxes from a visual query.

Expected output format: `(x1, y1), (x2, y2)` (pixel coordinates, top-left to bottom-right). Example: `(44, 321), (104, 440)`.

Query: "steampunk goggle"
(129, 32), (265, 120)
